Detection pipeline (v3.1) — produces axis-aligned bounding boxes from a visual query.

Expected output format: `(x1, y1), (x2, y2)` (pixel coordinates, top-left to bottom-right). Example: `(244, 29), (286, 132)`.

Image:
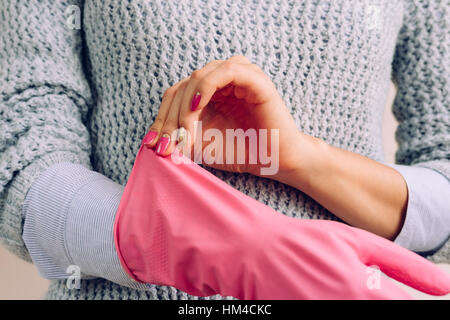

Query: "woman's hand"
(144, 55), (320, 179)
(145, 55), (408, 241)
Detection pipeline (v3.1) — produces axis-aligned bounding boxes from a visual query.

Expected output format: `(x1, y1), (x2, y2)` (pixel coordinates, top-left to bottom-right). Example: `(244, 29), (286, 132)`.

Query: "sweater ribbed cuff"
(22, 162), (148, 290)
(1, 151), (92, 262)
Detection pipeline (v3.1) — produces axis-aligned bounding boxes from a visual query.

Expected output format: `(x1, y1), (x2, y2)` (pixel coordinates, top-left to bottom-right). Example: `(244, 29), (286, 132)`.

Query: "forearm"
(275, 135), (408, 240)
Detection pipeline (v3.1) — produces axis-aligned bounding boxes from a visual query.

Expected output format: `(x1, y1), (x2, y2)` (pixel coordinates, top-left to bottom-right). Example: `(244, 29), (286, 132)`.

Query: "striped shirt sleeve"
(22, 162), (148, 290)
(390, 164), (450, 253)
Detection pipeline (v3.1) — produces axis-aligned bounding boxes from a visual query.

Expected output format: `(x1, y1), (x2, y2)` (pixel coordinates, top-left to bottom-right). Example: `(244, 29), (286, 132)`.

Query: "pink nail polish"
(143, 131), (158, 146)
(156, 135), (170, 155)
(191, 93), (201, 111)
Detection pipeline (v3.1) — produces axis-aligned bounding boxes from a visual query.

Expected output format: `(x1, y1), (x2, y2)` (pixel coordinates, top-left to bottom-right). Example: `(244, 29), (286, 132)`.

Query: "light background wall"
(0, 82), (448, 299)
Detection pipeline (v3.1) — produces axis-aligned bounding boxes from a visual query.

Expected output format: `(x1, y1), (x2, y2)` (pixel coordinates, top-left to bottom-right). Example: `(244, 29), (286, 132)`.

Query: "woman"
(0, 0), (449, 299)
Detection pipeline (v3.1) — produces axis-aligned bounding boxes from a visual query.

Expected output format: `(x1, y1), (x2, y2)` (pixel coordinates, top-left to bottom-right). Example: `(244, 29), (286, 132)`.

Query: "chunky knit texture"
(1, 0), (449, 300)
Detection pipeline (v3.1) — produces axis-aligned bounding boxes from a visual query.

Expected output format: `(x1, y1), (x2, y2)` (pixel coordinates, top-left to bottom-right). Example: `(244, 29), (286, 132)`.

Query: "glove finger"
(360, 230), (450, 296)
(363, 263), (413, 300)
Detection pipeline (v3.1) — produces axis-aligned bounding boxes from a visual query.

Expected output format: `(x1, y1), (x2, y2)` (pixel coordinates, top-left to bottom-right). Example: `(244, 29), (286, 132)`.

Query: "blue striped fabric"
(390, 164), (450, 253)
(22, 162), (148, 290)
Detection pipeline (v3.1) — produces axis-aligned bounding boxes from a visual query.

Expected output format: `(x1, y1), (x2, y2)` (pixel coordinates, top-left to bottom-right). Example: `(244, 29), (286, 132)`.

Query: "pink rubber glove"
(113, 132), (450, 300)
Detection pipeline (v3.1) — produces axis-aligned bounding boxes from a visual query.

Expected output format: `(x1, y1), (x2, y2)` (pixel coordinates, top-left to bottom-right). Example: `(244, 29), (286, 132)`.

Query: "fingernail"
(143, 130), (158, 147)
(156, 134), (170, 155)
(191, 92), (201, 111)
(177, 127), (187, 144)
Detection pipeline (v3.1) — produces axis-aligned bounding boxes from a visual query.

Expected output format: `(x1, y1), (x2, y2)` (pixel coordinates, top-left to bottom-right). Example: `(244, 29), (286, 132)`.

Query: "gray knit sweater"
(1, 0), (449, 299)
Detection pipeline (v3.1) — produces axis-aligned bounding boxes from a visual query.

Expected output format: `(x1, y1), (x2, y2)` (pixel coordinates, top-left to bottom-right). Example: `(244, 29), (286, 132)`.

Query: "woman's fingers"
(177, 57), (265, 154)
(148, 56), (267, 157)
(181, 56), (252, 114)
(181, 59), (224, 112)
(188, 56), (256, 111)
(144, 81), (183, 148)
(191, 60), (270, 112)
(146, 62), (222, 154)
(156, 80), (189, 156)
(177, 60), (225, 153)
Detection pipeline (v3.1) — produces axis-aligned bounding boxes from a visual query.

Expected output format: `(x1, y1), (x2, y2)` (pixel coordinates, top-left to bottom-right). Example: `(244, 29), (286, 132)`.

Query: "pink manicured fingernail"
(191, 93), (201, 111)
(156, 134), (170, 155)
(143, 130), (158, 147)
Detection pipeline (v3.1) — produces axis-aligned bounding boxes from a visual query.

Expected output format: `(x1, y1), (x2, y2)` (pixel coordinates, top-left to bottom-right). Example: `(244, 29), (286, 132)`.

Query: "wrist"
(274, 133), (332, 191)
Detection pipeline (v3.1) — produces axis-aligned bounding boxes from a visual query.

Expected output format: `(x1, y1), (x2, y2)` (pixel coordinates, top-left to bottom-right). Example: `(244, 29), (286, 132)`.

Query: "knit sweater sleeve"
(391, 0), (450, 262)
(0, 0), (93, 261)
